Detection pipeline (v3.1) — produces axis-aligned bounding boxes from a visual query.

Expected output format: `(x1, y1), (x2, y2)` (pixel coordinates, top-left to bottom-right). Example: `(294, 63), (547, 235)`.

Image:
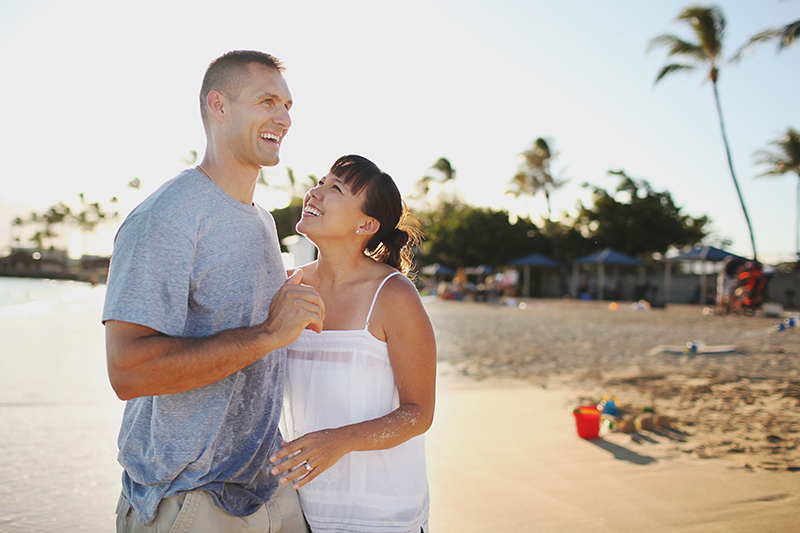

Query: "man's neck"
(197, 157), (259, 205)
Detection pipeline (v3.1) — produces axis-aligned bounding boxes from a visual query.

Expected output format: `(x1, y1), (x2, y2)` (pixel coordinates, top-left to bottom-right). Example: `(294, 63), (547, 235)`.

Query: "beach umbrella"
(571, 248), (644, 300)
(667, 245), (746, 263)
(662, 245), (748, 305)
(573, 248), (644, 266)
(508, 252), (559, 267)
(420, 263), (455, 284)
(508, 253), (559, 296)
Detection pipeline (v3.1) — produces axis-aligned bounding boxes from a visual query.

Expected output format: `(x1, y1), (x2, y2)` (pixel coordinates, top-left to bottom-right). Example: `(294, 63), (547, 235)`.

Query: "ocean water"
(0, 278), (123, 531)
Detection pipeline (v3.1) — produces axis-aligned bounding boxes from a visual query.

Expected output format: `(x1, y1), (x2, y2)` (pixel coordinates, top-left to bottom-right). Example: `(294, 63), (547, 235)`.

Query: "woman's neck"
(312, 242), (375, 287)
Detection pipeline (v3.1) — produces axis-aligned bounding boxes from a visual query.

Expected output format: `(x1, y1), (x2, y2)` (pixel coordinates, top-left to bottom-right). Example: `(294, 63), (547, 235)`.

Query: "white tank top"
(281, 271), (430, 533)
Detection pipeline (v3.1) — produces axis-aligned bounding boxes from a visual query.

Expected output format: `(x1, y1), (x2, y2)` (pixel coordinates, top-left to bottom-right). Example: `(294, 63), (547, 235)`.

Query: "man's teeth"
(304, 206), (322, 216)
(261, 133), (280, 142)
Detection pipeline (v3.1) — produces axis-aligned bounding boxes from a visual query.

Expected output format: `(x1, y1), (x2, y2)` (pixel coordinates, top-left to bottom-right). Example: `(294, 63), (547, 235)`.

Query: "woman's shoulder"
(373, 267), (422, 309)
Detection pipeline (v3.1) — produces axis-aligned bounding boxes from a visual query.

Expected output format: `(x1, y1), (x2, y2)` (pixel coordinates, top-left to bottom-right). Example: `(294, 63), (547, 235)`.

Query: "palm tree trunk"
(712, 81), (759, 262)
(544, 192), (568, 296)
(796, 173), (800, 261)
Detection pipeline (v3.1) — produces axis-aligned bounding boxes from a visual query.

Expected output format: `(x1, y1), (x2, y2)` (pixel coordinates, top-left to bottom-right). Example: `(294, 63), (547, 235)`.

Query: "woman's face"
(296, 173), (371, 240)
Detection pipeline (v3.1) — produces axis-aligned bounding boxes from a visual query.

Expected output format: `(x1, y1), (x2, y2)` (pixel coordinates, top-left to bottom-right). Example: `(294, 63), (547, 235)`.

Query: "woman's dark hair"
(329, 155), (423, 275)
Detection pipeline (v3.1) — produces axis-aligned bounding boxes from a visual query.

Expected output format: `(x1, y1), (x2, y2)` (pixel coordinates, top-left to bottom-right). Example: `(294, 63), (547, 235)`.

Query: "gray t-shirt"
(103, 169), (287, 525)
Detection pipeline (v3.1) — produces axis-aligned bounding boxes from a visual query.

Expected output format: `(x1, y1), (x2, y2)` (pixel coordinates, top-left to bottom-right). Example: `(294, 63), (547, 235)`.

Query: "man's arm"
(106, 270), (323, 400)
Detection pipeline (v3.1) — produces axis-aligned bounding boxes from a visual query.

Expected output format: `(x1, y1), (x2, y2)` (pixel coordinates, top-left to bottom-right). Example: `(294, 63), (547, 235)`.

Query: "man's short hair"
(200, 51), (285, 129)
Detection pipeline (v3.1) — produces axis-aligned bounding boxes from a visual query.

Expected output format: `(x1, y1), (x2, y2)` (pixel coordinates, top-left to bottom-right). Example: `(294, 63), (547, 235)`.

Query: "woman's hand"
(269, 427), (353, 489)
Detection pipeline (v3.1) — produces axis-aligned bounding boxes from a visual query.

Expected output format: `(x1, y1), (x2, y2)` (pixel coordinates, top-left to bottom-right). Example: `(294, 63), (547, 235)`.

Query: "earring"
(355, 229), (360, 234)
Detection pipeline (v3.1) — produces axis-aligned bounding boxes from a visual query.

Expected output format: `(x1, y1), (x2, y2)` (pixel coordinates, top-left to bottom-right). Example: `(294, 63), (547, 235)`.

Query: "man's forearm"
(106, 321), (278, 400)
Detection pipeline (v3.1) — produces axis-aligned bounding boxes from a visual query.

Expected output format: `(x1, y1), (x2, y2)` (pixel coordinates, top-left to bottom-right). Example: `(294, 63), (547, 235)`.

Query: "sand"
(424, 298), (800, 531)
(3, 282), (799, 531)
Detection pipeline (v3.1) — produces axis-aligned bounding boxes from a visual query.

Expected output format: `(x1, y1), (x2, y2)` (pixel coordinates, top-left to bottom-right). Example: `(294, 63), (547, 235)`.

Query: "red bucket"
(573, 405), (600, 439)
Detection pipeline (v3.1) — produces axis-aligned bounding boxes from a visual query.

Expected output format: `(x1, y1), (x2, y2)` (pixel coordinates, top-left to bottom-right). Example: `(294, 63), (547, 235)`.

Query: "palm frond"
(675, 6), (724, 60)
(534, 138), (551, 158)
(648, 34), (705, 60)
(775, 128), (800, 165)
(654, 63), (695, 84)
(753, 151), (790, 176)
(778, 19), (800, 50)
(730, 19), (799, 62)
(429, 157), (456, 182)
(505, 173), (530, 198)
(753, 128), (800, 177)
(730, 29), (783, 62)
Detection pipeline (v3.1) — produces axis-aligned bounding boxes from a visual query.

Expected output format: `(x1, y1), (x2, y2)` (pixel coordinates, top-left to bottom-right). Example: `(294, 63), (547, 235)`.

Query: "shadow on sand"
(587, 438), (657, 465)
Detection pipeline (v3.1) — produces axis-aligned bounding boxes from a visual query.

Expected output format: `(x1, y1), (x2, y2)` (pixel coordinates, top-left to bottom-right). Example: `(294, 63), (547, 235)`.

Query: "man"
(103, 50), (323, 532)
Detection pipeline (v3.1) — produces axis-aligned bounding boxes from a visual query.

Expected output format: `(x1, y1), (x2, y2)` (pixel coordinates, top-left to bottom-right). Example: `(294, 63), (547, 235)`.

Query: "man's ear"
(358, 217), (380, 236)
(206, 91), (227, 123)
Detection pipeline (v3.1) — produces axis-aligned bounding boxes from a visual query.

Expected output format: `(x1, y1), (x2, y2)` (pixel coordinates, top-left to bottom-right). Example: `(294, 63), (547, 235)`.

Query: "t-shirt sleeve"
(102, 210), (194, 336)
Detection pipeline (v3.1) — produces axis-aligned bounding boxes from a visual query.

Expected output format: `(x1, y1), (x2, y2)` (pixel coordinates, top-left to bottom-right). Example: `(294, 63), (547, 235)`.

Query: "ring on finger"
(304, 462), (313, 472)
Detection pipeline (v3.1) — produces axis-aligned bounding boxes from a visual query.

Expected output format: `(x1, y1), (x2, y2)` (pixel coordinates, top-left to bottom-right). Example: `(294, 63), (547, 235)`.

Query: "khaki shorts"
(116, 483), (308, 533)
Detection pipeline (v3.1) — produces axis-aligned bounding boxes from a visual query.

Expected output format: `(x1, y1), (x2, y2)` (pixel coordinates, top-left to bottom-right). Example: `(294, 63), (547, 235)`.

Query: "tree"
(575, 170), (709, 258)
(731, 18), (799, 61)
(12, 195), (118, 250)
(507, 137), (569, 294)
(409, 157), (457, 210)
(649, 5), (758, 261)
(753, 127), (800, 259)
(417, 201), (543, 269)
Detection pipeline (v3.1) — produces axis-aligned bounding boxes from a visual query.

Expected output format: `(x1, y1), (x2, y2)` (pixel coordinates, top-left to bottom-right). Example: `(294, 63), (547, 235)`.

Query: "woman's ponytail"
(330, 155), (425, 276)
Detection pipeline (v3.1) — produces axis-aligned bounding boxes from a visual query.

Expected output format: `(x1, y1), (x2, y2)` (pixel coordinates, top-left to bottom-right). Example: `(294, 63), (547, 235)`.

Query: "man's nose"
(275, 105), (292, 130)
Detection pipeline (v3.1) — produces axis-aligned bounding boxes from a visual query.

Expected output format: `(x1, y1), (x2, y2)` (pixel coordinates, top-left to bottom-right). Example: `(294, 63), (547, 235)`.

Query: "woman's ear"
(357, 217), (380, 236)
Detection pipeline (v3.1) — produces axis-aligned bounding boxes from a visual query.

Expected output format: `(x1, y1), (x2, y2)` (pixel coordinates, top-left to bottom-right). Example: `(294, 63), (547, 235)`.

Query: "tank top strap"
(364, 271), (403, 329)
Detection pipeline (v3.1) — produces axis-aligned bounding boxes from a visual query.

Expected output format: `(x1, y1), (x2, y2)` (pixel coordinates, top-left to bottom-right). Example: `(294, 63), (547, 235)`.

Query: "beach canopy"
(420, 263), (455, 276)
(661, 245), (748, 306)
(507, 252), (559, 267)
(665, 245), (747, 263)
(463, 265), (493, 276)
(573, 248), (644, 266)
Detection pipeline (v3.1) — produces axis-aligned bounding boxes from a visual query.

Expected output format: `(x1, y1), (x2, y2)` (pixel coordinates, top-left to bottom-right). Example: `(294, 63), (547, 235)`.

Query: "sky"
(1, 0), (798, 262)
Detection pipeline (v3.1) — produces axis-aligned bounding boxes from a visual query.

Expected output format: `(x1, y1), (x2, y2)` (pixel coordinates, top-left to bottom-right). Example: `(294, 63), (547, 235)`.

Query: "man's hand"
(261, 269), (325, 346)
(105, 269), (323, 400)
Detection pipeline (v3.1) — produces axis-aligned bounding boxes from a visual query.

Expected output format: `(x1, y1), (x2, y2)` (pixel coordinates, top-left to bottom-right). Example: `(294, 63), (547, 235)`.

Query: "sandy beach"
(2, 281), (799, 531)
(425, 297), (800, 532)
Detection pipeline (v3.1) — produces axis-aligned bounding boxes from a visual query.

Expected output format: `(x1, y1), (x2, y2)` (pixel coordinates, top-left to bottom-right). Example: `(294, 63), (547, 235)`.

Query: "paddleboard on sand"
(648, 343), (736, 356)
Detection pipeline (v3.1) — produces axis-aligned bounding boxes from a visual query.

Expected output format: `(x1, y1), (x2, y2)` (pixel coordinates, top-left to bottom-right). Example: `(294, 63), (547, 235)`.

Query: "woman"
(270, 155), (436, 533)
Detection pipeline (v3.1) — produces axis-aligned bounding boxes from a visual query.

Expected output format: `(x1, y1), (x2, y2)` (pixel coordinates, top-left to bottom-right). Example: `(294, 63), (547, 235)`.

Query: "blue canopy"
(420, 263), (455, 276)
(573, 248), (644, 266)
(508, 252), (559, 267)
(666, 245), (747, 262)
(464, 265), (493, 276)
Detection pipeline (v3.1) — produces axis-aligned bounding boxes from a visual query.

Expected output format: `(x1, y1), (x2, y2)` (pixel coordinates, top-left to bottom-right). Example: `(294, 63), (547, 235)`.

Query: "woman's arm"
(270, 275), (436, 488)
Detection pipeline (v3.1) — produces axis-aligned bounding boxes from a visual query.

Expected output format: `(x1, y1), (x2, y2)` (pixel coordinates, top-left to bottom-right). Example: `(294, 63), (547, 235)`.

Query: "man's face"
(222, 63), (292, 169)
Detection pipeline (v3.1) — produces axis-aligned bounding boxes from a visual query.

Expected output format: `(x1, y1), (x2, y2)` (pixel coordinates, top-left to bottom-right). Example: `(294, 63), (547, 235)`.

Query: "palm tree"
(649, 5), (758, 261)
(507, 137), (569, 294)
(411, 157), (457, 209)
(730, 18), (799, 62)
(428, 157), (456, 183)
(753, 127), (800, 260)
